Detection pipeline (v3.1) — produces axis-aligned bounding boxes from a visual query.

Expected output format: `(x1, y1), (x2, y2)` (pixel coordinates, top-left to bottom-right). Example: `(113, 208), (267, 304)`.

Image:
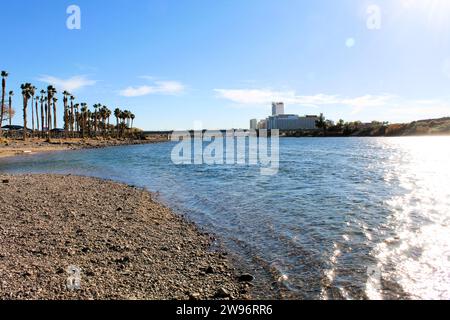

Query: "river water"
(1, 137), (449, 300)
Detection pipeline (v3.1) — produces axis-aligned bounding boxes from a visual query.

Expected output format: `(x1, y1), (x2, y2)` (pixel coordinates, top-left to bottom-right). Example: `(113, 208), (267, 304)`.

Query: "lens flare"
(400, 0), (450, 28)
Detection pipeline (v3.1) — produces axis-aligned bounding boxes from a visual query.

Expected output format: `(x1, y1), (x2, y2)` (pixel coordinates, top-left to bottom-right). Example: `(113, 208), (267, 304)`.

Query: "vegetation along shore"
(0, 69), (170, 158)
(0, 70), (155, 142)
(289, 115), (450, 137)
(0, 174), (251, 300)
(0, 136), (168, 159)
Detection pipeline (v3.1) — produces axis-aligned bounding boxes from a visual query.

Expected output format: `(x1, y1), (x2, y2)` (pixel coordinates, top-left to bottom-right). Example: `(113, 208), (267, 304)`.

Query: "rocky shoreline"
(0, 174), (251, 300)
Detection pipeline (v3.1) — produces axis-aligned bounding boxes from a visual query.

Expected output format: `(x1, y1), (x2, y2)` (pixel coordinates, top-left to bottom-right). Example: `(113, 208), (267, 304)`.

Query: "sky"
(1, 0), (450, 130)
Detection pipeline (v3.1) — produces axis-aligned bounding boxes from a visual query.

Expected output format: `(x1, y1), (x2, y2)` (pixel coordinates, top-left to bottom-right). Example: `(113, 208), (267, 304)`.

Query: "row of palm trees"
(1, 71), (137, 141)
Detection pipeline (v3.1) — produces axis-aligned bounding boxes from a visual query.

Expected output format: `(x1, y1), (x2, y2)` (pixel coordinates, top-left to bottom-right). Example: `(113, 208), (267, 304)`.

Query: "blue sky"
(1, 0), (450, 130)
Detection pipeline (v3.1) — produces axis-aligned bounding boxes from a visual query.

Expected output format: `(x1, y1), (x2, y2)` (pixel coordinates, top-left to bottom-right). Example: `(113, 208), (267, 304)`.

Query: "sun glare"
(400, 0), (450, 27)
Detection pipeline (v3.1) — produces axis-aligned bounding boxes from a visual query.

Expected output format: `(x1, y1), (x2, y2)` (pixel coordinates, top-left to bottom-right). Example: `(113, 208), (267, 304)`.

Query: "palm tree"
(98, 106), (105, 136)
(87, 110), (92, 137)
(46, 86), (56, 132)
(130, 113), (135, 130)
(35, 95), (40, 134)
(121, 110), (132, 138)
(93, 104), (99, 134)
(46, 101), (50, 131)
(62, 91), (70, 137)
(1, 71), (9, 136)
(101, 106), (111, 136)
(70, 95), (75, 136)
(126, 110), (131, 128)
(40, 93), (45, 133)
(120, 111), (127, 138)
(30, 86), (36, 133)
(80, 103), (87, 138)
(74, 103), (80, 134)
(315, 113), (328, 135)
(40, 90), (46, 132)
(21, 83), (32, 141)
(52, 97), (58, 130)
(8, 91), (13, 128)
(0, 69), (140, 141)
(105, 107), (112, 136)
(114, 108), (121, 138)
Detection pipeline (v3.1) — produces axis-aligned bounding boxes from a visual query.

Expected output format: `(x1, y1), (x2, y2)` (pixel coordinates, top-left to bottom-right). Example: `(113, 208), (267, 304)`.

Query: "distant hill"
(383, 117), (450, 136)
(282, 117), (450, 137)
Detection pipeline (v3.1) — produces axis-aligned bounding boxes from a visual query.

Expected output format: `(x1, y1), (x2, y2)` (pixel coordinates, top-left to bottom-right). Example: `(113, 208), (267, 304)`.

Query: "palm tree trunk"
(48, 101), (52, 141)
(31, 96), (35, 133)
(23, 96), (28, 141)
(94, 112), (97, 134)
(44, 103), (48, 130)
(116, 117), (119, 138)
(64, 100), (68, 139)
(1, 78), (5, 136)
(47, 97), (51, 133)
(48, 105), (52, 130)
(8, 96), (12, 127)
(35, 99), (39, 135)
(82, 113), (86, 139)
(53, 101), (57, 130)
(70, 102), (74, 137)
(40, 101), (44, 137)
(75, 111), (79, 135)
(88, 114), (91, 137)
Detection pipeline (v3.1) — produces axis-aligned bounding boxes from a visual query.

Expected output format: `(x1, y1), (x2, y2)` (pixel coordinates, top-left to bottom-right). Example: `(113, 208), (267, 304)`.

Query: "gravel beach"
(0, 174), (249, 300)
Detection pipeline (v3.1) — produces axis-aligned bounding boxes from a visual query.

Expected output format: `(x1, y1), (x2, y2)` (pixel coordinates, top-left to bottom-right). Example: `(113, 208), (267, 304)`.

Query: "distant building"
(257, 119), (267, 130)
(272, 102), (285, 116)
(267, 114), (318, 130)
(249, 103), (319, 131)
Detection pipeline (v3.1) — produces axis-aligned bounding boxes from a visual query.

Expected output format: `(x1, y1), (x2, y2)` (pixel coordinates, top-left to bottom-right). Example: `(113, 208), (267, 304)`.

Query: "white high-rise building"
(272, 102), (285, 116)
(250, 119), (258, 130)
(267, 115), (318, 130)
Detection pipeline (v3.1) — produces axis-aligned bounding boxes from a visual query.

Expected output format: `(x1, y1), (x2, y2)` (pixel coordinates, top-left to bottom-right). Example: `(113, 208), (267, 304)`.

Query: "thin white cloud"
(139, 75), (157, 81)
(38, 75), (97, 92)
(214, 88), (393, 109)
(214, 88), (450, 120)
(214, 88), (303, 105)
(343, 95), (395, 114)
(120, 80), (185, 97)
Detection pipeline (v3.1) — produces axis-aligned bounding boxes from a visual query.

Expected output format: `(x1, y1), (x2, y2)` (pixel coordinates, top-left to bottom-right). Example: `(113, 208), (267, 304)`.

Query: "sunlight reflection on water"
(368, 137), (450, 300)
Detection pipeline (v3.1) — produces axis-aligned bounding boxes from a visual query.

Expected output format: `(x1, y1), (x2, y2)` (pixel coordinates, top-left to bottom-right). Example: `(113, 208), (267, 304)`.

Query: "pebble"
(214, 287), (231, 298)
(238, 274), (255, 282)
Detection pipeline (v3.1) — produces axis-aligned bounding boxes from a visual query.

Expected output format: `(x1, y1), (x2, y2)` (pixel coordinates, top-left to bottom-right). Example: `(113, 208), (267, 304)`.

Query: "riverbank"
(281, 117), (450, 137)
(0, 136), (168, 159)
(0, 174), (250, 300)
